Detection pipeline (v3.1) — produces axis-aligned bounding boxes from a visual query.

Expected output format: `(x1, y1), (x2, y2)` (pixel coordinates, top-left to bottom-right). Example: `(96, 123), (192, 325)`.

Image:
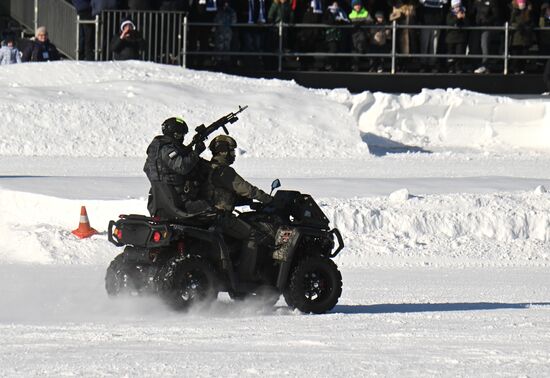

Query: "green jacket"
(349, 8), (371, 23)
(206, 156), (272, 212)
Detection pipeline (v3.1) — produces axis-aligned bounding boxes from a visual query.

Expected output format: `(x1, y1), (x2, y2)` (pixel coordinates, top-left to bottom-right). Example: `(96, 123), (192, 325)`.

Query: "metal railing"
(3, 2), (549, 75)
(2, 0), (37, 32)
(182, 20), (550, 74)
(37, 0), (78, 59)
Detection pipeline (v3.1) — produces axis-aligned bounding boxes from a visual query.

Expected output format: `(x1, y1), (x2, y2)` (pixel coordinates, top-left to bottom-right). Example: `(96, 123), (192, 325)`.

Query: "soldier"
(205, 135), (273, 281)
(143, 117), (212, 218)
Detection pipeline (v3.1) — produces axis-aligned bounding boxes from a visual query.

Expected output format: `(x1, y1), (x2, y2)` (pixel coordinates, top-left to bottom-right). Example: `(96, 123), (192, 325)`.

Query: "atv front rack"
(329, 228), (344, 258)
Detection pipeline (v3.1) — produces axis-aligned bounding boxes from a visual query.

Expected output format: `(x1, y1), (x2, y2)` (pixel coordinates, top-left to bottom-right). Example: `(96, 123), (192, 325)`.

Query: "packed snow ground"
(1, 61), (550, 376)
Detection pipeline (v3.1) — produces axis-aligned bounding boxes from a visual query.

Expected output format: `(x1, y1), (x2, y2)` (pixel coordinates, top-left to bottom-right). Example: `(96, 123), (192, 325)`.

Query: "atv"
(106, 179), (345, 314)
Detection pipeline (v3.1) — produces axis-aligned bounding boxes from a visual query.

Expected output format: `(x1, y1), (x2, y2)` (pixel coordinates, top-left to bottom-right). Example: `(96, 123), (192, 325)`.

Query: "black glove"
(194, 141), (206, 154)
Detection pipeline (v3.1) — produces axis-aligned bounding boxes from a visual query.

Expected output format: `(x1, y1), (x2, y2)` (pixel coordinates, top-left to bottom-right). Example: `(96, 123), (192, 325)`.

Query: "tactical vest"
(205, 161), (237, 212)
(143, 135), (186, 185)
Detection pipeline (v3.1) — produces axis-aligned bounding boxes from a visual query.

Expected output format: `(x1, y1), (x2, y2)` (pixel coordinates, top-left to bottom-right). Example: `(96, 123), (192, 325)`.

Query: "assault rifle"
(189, 105), (248, 147)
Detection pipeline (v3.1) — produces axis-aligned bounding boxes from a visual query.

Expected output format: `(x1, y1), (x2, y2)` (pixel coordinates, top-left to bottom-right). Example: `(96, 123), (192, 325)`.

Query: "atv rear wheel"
(105, 253), (139, 296)
(285, 256), (342, 314)
(159, 256), (219, 311)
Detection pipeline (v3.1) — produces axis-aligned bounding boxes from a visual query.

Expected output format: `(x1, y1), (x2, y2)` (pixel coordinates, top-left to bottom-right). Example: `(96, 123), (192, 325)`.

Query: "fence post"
(278, 21), (283, 73)
(34, 0), (39, 31)
(504, 22), (509, 75)
(76, 15), (80, 61)
(183, 15), (188, 68)
(94, 15), (100, 61)
(391, 20), (396, 74)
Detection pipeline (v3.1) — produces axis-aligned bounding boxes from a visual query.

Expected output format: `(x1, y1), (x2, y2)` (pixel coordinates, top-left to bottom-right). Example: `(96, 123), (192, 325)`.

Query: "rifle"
(188, 105), (248, 148)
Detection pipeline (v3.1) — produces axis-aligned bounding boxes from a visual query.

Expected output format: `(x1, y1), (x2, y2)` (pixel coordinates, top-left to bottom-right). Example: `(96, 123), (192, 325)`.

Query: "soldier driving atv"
(143, 117), (213, 218)
(204, 135), (273, 281)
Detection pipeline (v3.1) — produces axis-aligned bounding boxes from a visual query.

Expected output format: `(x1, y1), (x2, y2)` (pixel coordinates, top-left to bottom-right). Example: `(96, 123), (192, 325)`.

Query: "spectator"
(110, 19), (146, 60)
(539, 2), (550, 57)
(188, 0), (216, 67)
(369, 10), (391, 72)
(127, 0), (153, 9)
(268, 0), (293, 66)
(417, 0), (448, 73)
(543, 57), (550, 95)
(471, 0), (502, 74)
(349, 0), (373, 71)
(324, 0), (350, 71)
(268, 0), (293, 23)
(240, 0), (269, 68)
(295, 0), (325, 69)
(0, 36), (22, 65)
(72, 0), (95, 60)
(389, 0), (417, 71)
(22, 27), (61, 62)
(510, 0), (534, 74)
(445, 0), (468, 73)
(91, 0), (119, 17)
(213, 0), (237, 67)
(159, 0), (187, 10)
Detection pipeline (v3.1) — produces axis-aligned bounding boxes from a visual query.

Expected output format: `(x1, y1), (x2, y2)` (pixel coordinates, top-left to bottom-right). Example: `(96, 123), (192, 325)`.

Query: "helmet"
(162, 117), (188, 141)
(209, 135), (237, 155)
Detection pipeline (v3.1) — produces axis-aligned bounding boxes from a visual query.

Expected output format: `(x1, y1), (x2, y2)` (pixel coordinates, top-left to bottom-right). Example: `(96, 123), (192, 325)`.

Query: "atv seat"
(147, 183), (212, 226)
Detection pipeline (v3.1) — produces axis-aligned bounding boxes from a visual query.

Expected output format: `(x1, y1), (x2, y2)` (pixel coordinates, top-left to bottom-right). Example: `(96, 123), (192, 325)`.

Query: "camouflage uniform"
(205, 135), (272, 280)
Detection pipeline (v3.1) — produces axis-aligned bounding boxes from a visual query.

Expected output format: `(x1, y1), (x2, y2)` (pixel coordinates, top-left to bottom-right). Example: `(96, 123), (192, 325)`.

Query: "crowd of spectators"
(2, 0), (550, 75)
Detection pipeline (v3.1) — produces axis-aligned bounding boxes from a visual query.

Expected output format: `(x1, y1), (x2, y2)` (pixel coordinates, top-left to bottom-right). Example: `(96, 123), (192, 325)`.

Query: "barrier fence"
(3, 2), (550, 75)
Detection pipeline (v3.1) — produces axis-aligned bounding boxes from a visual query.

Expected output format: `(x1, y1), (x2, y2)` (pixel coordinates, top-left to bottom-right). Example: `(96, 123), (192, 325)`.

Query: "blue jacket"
(0, 45), (22, 64)
(91, 0), (118, 16)
(72, 0), (92, 13)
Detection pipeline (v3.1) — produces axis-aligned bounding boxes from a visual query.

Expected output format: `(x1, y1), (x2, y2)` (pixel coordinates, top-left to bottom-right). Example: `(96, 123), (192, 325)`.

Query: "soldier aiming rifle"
(143, 105), (248, 219)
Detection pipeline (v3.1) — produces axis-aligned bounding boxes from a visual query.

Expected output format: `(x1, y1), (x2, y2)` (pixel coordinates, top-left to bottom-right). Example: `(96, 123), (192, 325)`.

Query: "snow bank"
(1, 62), (549, 160)
(0, 61), (367, 159)
(2, 187), (549, 266)
(351, 89), (550, 152)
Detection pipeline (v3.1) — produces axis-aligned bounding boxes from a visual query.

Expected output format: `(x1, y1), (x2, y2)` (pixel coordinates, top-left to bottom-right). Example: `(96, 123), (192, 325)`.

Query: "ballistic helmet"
(162, 117), (188, 140)
(209, 135), (237, 155)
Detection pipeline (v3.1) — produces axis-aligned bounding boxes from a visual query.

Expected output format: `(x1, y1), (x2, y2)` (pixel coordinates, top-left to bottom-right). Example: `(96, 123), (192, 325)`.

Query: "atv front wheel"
(285, 256), (342, 314)
(159, 256), (219, 311)
(105, 253), (139, 296)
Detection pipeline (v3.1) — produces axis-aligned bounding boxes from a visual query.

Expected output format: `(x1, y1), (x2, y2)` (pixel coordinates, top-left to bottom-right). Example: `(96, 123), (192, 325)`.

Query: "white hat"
(120, 20), (136, 32)
(451, 0), (461, 7)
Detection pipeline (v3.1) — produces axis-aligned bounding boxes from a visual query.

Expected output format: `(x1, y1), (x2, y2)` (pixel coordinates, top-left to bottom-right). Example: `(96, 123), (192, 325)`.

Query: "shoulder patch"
(168, 151), (178, 159)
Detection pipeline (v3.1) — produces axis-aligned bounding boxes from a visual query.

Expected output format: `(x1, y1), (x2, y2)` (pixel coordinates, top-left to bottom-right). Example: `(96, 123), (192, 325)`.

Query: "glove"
(194, 141), (206, 154)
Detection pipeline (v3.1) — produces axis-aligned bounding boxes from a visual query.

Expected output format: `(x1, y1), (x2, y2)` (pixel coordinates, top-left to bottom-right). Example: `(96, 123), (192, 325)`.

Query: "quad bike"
(106, 179), (345, 314)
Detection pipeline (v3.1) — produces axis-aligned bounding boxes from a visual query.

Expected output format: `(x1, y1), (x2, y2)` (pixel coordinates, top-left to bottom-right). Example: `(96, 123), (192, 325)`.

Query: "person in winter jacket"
(445, 0), (468, 72)
(539, 2), (550, 57)
(349, 0), (372, 71)
(324, 0), (350, 71)
(470, 0), (502, 74)
(417, 0), (447, 72)
(91, 0), (119, 17)
(109, 19), (146, 60)
(0, 37), (22, 65)
(72, 0), (95, 60)
(369, 11), (391, 72)
(21, 27), (61, 62)
(389, 0), (417, 71)
(295, 0), (325, 70)
(510, 0), (534, 74)
(213, 0), (237, 66)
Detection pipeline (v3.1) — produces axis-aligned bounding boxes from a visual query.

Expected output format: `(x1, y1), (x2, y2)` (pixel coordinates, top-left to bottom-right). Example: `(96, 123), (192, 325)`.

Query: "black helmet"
(162, 117), (188, 141)
(209, 135), (237, 155)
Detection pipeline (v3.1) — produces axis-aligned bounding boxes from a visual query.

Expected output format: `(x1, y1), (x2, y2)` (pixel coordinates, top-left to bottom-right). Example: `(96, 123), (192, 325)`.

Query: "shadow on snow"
(332, 302), (550, 314)
(362, 132), (431, 157)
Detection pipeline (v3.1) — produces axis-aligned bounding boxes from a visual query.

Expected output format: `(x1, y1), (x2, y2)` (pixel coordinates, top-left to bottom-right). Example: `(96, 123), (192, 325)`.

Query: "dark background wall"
(224, 71), (545, 95)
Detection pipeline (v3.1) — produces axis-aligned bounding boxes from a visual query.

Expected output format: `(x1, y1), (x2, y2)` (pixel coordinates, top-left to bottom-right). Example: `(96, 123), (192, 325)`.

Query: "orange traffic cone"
(71, 206), (98, 239)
